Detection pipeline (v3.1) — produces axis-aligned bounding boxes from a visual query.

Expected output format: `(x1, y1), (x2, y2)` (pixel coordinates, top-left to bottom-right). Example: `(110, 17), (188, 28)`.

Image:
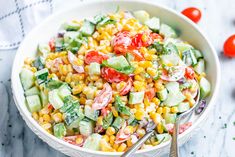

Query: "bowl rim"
(11, 0), (221, 155)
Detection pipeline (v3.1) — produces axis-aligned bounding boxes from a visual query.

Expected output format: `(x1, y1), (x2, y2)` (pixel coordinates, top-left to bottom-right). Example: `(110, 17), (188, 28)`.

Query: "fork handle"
(121, 130), (155, 157)
(169, 119), (179, 157)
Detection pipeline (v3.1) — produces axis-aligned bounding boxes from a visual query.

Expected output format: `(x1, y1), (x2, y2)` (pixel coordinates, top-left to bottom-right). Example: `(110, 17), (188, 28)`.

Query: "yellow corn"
(171, 107), (179, 113)
(147, 67), (157, 77)
(30, 67), (37, 72)
(32, 112), (39, 120)
(76, 136), (83, 145)
(111, 107), (119, 117)
(157, 107), (163, 114)
(52, 112), (63, 123)
(154, 82), (164, 92)
(148, 48), (157, 54)
(133, 81), (146, 91)
(97, 116), (103, 126)
(139, 61), (153, 68)
(100, 139), (116, 152)
(144, 98), (150, 107)
(134, 75), (145, 82)
(41, 122), (52, 130)
(65, 73), (72, 83)
(109, 135), (115, 146)
(163, 107), (170, 116)
(134, 67), (144, 75)
(79, 97), (86, 105)
(106, 127), (116, 136)
(127, 138), (133, 147)
(72, 84), (82, 95)
(117, 143), (127, 152)
(136, 128), (146, 137)
(42, 114), (51, 122)
(144, 53), (154, 61)
(113, 143), (120, 150)
(135, 109), (145, 120)
(103, 135), (110, 142)
(124, 126), (134, 134)
(150, 113), (162, 125)
(152, 97), (160, 106)
(157, 123), (164, 134)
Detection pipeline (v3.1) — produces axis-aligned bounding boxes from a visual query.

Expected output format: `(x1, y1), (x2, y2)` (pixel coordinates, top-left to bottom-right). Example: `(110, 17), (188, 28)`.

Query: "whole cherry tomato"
(84, 50), (109, 64)
(92, 83), (112, 110)
(223, 34), (235, 57)
(119, 78), (133, 96)
(184, 67), (195, 80)
(101, 67), (129, 83)
(181, 7), (202, 23)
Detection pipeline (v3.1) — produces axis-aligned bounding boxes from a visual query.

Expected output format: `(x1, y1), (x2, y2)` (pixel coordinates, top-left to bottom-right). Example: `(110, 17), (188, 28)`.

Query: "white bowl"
(11, 0), (221, 156)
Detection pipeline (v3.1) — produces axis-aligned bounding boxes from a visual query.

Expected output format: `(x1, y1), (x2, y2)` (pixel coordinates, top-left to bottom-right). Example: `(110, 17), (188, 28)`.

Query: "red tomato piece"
(112, 31), (132, 55)
(130, 49), (145, 61)
(150, 33), (163, 41)
(223, 34), (235, 57)
(92, 83), (112, 110)
(84, 50), (109, 64)
(167, 122), (192, 134)
(184, 67), (195, 79)
(119, 78), (133, 96)
(131, 33), (153, 48)
(49, 38), (55, 52)
(181, 7), (202, 23)
(101, 67), (129, 83)
(68, 51), (84, 73)
(47, 104), (54, 110)
(101, 107), (111, 117)
(63, 135), (85, 146)
(145, 88), (156, 101)
(115, 122), (131, 144)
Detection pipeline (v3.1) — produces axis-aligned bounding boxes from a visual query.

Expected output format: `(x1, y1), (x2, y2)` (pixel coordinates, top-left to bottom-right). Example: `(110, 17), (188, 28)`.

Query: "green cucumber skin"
(129, 91), (145, 104)
(200, 77), (211, 99)
(25, 86), (40, 96)
(20, 68), (35, 90)
(83, 133), (102, 151)
(26, 95), (42, 113)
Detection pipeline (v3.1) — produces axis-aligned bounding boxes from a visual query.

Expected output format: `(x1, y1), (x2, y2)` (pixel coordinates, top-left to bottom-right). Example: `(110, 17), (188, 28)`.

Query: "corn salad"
(19, 10), (211, 152)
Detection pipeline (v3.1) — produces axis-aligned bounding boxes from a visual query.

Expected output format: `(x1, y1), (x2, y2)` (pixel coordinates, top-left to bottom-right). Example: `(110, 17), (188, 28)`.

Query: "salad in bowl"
(19, 10), (211, 152)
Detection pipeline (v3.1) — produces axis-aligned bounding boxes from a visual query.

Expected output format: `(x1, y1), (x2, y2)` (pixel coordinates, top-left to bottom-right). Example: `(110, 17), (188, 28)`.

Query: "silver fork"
(121, 89), (200, 157)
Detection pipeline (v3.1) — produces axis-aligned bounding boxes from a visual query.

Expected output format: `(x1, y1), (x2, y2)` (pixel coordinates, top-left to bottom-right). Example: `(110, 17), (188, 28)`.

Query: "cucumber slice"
(20, 68), (35, 90)
(33, 56), (45, 70)
(157, 88), (168, 101)
(175, 43), (192, 53)
(182, 49), (197, 66)
(145, 17), (160, 32)
(126, 53), (134, 63)
(88, 62), (100, 75)
(165, 113), (177, 124)
(102, 112), (114, 129)
(58, 84), (71, 99)
(35, 68), (48, 84)
(192, 49), (203, 60)
(163, 91), (185, 107)
(133, 10), (150, 24)
(26, 95), (42, 113)
(66, 107), (84, 128)
(45, 79), (63, 90)
(194, 59), (205, 74)
(63, 31), (81, 43)
(155, 133), (171, 142)
(160, 24), (177, 38)
(80, 20), (95, 36)
(200, 77), (211, 99)
(129, 91), (145, 104)
(165, 82), (180, 93)
(85, 105), (99, 121)
(40, 90), (48, 107)
(63, 21), (80, 31)
(53, 123), (66, 138)
(79, 119), (94, 137)
(25, 86), (39, 96)
(83, 133), (102, 151)
(178, 102), (190, 113)
(112, 117), (124, 130)
(48, 89), (64, 109)
(106, 55), (130, 69)
(38, 43), (50, 56)
(163, 42), (179, 55)
(160, 54), (180, 66)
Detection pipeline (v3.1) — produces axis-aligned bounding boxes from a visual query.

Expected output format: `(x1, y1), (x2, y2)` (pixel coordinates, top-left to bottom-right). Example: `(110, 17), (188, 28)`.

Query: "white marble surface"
(0, 0), (235, 157)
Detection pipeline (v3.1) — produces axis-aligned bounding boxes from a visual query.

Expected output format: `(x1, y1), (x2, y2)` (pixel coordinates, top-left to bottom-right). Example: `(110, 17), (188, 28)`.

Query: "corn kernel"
(97, 116), (103, 126)
(139, 61), (153, 68)
(163, 107), (170, 116)
(41, 122), (52, 130)
(117, 143), (127, 152)
(111, 107), (119, 117)
(76, 136), (83, 145)
(134, 75), (145, 82)
(72, 84), (82, 94)
(157, 123), (164, 134)
(52, 112), (63, 123)
(152, 97), (160, 106)
(136, 128), (146, 137)
(109, 135), (115, 146)
(103, 135), (110, 142)
(171, 107), (179, 113)
(124, 126), (134, 134)
(32, 112), (39, 120)
(157, 107), (163, 114)
(79, 97), (86, 105)
(147, 67), (157, 77)
(100, 139), (116, 152)
(113, 143), (120, 150)
(144, 98), (150, 107)
(134, 67), (144, 75)
(154, 82), (164, 92)
(127, 138), (133, 147)
(150, 113), (162, 125)
(42, 114), (51, 122)
(106, 127), (116, 136)
(135, 109), (145, 120)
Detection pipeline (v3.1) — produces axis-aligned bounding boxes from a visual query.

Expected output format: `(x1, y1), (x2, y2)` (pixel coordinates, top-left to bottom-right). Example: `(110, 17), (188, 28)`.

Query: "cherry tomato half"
(63, 135), (85, 146)
(101, 67), (129, 83)
(119, 78), (133, 96)
(49, 38), (55, 52)
(223, 34), (235, 57)
(112, 31), (132, 55)
(184, 67), (195, 79)
(84, 50), (109, 64)
(115, 122), (131, 144)
(181, 7), (202, 23)
(92, 83), (112, 110)
(145, 88), (156, 101)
